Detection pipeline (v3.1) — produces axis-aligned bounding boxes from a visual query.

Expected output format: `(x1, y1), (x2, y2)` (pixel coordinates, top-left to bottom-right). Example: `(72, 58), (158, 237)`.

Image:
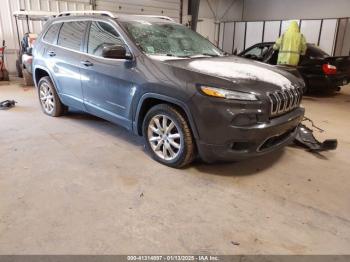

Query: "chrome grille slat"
(268, 87), (302, 117)
(281, 91), (288, 112)
(286, 89), (293, 110)
(295, 88), (301, 106)
(277, 92), (283, 113)
(292, 89), (297, 108)
(275, 93), (281, 114)
(292, 88), (299, 108)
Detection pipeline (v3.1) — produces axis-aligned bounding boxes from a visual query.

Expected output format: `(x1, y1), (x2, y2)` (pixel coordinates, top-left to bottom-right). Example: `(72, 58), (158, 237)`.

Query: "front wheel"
(143, 104), (195, 168)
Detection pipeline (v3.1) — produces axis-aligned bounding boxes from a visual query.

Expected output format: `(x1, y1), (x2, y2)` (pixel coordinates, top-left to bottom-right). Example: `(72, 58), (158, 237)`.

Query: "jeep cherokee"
(33, 11), (305, 168)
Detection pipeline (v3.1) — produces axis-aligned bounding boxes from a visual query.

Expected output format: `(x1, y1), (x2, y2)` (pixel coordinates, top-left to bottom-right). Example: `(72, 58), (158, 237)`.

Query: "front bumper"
(196, 107), (305, 162)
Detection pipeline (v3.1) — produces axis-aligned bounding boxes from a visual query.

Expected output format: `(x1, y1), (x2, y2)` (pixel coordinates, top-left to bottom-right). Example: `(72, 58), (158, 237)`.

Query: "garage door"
(96, 0), (181, 22)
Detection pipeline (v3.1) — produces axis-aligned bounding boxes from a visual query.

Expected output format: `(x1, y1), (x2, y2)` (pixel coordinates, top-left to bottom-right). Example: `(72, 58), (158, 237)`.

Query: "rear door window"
(87, 21), (123, 57)
(57, 21), (88, 51)
(43, 23), (62, 44)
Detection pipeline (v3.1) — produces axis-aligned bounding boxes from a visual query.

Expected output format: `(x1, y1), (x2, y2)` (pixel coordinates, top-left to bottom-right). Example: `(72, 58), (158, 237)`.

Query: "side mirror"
(233, 48), (238, 55)
(102, 44), (131, 60)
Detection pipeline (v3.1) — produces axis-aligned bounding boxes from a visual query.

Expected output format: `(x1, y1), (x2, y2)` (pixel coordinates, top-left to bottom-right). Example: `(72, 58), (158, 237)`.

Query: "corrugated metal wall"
(96, 0), (181, 22)
(0, 0), (92, 73)
(218, 18), (349, 56)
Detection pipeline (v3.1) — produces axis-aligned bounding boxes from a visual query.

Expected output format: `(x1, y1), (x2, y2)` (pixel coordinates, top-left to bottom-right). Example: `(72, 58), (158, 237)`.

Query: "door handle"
(81, 60), (93, 67)
(47, 51), (56, 57)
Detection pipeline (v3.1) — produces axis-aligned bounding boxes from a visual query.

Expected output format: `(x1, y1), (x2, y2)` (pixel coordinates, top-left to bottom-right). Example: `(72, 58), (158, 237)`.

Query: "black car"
(33, 11), (305, 168)
(239, 42), (350, 93)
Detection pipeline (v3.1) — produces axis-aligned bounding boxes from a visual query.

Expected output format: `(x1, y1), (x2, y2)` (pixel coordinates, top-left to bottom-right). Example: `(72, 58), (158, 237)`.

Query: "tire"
(143, 104), (195, 168)
(22, 68), (34, 86)
(38, 76), (65, 117)
(16, 60), (23, 78)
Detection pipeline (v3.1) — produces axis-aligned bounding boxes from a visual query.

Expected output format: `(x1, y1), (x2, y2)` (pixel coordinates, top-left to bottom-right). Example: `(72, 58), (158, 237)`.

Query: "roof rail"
(57, 10), (116, 18)
(132, 15), (175, 22)
(57, 11), (175, 22)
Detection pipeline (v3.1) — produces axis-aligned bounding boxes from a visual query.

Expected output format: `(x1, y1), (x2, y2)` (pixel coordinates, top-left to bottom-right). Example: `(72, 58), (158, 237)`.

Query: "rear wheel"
(143, 104), (195, 168)
(38, 76), (65, 117)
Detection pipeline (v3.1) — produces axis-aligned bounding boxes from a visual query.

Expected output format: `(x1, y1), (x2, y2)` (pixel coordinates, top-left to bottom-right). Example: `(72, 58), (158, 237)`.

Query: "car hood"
(158, 55), (303, 92)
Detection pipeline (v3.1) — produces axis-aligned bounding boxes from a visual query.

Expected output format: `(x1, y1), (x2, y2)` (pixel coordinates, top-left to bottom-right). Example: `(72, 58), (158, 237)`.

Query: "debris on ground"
(0, 100), (17, 110)
(231, 241), (240, 246)
(293, 117), (337, 153)
(139, 192), (144, 198)
(302, 116), (325, 133)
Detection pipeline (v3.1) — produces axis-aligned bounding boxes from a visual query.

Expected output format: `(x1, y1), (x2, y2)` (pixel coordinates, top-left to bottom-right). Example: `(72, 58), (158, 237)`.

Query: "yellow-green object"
(273, 21), (307, 66)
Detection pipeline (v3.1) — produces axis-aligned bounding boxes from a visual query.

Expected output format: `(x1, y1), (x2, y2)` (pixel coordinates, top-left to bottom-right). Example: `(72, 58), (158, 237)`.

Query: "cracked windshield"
(121, 20), (224, 58)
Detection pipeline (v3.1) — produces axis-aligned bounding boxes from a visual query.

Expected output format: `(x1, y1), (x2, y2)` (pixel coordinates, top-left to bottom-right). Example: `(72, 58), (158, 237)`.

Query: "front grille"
(268, 87), (302, 117)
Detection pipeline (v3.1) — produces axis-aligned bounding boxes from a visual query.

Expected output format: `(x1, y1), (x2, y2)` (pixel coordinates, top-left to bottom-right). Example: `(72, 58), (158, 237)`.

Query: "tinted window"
(57, 21), (87, 51)
(87, 22), (123, 56)
(43, 23), (61, 44)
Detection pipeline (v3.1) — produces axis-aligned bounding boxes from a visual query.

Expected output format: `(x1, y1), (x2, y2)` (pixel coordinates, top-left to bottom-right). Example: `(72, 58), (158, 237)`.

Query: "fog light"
(231, 114), (257, 126)
(231, 142), (252, 151)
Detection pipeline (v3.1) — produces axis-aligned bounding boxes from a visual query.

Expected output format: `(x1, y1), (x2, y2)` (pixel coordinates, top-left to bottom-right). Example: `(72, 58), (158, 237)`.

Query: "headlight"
(200, 86), (258, 101)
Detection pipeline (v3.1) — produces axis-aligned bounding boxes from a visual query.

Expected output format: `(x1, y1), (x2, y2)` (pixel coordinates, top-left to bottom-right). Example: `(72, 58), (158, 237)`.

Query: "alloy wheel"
(147, 114), (182, 161)
(39, 82), (55, 114)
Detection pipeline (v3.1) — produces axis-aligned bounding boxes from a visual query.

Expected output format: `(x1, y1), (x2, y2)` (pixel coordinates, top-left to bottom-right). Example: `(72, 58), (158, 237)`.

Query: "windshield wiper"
(200, 53), (220, 57)
(165, 54), (192, 58)
(163, 54), (191, 58)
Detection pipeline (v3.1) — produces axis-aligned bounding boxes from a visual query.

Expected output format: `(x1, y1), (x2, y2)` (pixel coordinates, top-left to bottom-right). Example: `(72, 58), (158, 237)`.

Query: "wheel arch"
(133, 93), (199, 139)
(34, 66), (65, 103)
(33, 66), (55, 88)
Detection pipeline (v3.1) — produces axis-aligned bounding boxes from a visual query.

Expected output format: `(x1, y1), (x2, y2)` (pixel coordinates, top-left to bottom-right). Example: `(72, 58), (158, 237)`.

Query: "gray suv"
(33, 11), (305, 168)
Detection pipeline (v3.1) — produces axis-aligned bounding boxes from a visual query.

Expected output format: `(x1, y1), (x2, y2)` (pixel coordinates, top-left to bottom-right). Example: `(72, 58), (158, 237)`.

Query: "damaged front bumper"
(294, 124), (338, 152)
(196, 107), (305, 162)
